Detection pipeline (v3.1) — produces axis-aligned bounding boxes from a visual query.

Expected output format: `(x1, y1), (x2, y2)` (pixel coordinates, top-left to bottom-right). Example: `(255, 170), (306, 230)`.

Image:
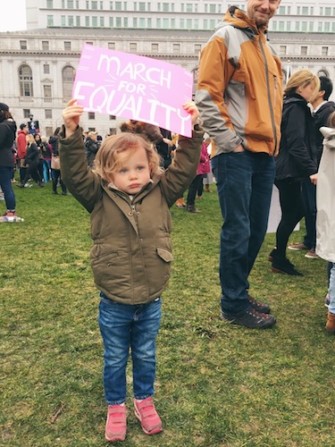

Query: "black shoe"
(272, 257), (303, 276)
(268, 248), (277, 262)
(247, 294), (271, 314)
(221, 306), (276, 329)
(186, 205), (200, 213)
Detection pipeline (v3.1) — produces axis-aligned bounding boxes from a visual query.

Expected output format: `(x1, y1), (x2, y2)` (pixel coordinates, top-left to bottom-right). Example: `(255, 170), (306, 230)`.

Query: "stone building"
(1, 0), (335, 135)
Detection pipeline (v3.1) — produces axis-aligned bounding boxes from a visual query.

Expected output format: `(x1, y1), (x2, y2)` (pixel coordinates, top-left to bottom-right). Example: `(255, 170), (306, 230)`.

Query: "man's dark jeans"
(212, 151), (275, 313)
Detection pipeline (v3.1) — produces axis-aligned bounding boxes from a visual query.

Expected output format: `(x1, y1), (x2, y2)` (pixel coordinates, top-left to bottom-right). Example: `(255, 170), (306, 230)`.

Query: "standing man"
(16, 123), (28, 184)
(196, 0), (283, 329)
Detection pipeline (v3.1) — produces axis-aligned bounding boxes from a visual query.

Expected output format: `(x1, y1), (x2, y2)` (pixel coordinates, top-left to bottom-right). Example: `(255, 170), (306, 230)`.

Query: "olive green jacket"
(60, 127), (202, 304)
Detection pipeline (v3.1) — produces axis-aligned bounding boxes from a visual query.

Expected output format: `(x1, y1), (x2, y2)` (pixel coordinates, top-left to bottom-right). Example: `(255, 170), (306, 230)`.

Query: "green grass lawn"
(0, 180), (333, 447)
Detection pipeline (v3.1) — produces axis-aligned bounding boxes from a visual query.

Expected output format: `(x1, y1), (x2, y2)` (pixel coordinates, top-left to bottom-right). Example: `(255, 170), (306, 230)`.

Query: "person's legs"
(131, 298), (161, 400)
(0, 167), (16, 211)
(186, 175), (201, 208)
(51, 169), (59, 193)
(275, 179), (304, 258)
(248, 153), (276, 274)
(301, 179), (316, 250)
(326, 264), (335, 333)
(213, 152), (276, 328)
(214, 152), (254, 312)
(131, 298), (162, 435)
(98, 295), (132, 405)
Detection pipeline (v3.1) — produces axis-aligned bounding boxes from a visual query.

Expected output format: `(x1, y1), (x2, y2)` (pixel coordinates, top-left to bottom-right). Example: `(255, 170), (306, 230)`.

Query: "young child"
(59, 99), (202, 442)
(315, 111), (335, 333)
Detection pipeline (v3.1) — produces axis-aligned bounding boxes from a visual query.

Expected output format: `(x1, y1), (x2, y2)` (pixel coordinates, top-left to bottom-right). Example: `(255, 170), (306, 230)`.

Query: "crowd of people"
(1, 0), (335, 442)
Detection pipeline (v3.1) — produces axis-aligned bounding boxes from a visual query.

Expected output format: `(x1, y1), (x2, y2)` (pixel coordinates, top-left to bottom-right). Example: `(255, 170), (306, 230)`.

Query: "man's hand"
(62, 99), (84, 138)
(233, 144), (245, 153)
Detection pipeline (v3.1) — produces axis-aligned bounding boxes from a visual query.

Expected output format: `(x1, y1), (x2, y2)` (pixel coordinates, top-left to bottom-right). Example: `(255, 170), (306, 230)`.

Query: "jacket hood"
(216, 6), (265, 36)
(320, 126), (335, 150)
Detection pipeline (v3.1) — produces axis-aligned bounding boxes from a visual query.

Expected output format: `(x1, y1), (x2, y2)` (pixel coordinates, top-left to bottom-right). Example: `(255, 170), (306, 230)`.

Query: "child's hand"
(62, 99), (84, 137)
(183, 101), (200, 126)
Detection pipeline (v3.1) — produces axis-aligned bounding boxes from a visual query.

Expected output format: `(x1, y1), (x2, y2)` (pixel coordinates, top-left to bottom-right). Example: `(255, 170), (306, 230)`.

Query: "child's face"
(112, 146), (151, 195)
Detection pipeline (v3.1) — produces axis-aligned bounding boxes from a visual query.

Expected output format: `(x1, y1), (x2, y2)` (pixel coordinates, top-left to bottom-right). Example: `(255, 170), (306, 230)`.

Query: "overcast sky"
(0, 0), (26, 32)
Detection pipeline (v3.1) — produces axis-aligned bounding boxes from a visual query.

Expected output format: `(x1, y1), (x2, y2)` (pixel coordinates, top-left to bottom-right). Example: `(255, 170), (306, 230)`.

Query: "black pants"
(275, 178), (304, 258)
(186, 174), (203, 206)
(51, 169), (67, 194)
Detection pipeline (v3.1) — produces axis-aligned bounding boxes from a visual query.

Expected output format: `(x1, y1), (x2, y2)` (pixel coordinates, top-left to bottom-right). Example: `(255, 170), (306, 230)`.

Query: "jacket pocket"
(156, 248), (173, 263)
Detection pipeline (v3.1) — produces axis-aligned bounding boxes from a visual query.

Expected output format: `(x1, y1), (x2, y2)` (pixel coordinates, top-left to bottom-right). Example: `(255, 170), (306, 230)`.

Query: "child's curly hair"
(94, 132), (163, 183)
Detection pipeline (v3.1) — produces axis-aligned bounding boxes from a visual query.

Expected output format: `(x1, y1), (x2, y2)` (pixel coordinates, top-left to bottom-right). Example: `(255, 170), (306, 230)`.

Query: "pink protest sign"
(73, 44), (194, 137)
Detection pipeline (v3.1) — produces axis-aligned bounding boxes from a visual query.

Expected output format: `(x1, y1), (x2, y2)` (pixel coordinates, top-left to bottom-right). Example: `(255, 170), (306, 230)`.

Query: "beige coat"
(316, 126), (335, 262)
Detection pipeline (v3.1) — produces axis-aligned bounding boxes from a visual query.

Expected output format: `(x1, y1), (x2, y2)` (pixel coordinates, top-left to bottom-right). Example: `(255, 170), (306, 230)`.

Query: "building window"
(19, 64), (33, 97)
(129, 42), (137, 52)
(68, 15), (74, 26)
(76, 16), (81, 26)
(279, 45), (287, 55)
(88, 112), (95, 119)
(42, 41), (50, 51)
(23, 109), (31, 119)
(43, 64), (50, 74)
(108, 41), (115, 50)
(64, 41), (72, 51)
(151, 43), (159, 52)
(45, 109), (52, 119)
(92, 16), (98, 27)
(301, 46), (308, 56)
(45, 126), (53, 136)
(67, 0), (74, 7)
(115, 1), (122, 10)
(173, 43), (180, 53)
(43, 85), (52, 102)
(47, 0), (53, 7)
(109, 115), (116, 120)
(322, 46), (328, 56)
(92, 1), (98, 9)
(20, 40), (27, 50)
(194, 44), (202, 54)
(85, 16), (90, 26)
(62, 65), (75, 101)
(47, 15), (54, 26)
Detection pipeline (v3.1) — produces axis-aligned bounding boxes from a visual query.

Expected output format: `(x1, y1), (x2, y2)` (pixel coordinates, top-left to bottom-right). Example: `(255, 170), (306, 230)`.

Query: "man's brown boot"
(325, 312), (335, 334)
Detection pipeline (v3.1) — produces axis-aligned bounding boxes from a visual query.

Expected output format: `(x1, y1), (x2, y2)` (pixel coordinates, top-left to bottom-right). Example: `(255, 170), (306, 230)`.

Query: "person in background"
(196, 0), (283, 328)
(49, 127), (67, 195)
(288, 76), (335, 260)
(17, 134), (44, 188)
(40, 135), (52, 182)
(34, 133), (46, 182)
(314, 111), (335, 333)
(0, 102), (23, 222)
(16, 123), (28, 185)
(270, 69), (319, 276)
(186, 136), (210, 212)
(59, 98), (202, 443)
(85, 131), (101, 168)
(156, 127), (175, 169)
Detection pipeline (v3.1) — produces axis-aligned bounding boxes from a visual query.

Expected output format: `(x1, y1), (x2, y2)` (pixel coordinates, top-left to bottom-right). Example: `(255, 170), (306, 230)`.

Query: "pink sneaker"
(105, 404), (127, 442)
(134, 397), (163, 435)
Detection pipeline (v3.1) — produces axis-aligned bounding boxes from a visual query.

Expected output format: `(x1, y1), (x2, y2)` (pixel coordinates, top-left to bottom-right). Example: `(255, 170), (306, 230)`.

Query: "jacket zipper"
(259, 37), (278, 155)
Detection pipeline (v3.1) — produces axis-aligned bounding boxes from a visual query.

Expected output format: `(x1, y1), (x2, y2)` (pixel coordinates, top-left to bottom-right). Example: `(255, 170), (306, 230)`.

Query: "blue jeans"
(212, 151), (275, 313)
(0, 166), (16, 210)
(98, 293), (162, 405)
